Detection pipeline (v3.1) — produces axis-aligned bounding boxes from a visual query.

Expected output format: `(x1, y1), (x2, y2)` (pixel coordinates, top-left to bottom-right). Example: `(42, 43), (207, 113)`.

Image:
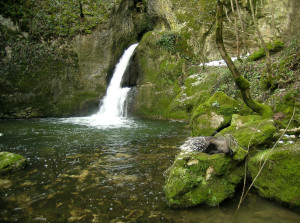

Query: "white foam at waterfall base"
(61, 43), (138, 129)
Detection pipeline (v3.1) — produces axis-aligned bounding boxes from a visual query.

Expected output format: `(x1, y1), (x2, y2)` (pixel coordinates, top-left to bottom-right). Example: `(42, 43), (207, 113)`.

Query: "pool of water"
(0, 117), (299, 222)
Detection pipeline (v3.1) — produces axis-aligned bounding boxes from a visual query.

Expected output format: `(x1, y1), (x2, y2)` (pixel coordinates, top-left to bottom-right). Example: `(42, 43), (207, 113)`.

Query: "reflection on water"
(0, 118), (299, 222)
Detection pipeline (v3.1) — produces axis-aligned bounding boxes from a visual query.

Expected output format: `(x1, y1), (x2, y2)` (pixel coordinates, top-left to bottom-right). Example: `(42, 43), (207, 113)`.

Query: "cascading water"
(62, 43), (138, 128)
(96, 43), (138, 119)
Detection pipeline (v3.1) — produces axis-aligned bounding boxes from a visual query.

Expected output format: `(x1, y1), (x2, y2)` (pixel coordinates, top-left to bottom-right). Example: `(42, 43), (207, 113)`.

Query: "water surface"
(0, 118), (299, 222)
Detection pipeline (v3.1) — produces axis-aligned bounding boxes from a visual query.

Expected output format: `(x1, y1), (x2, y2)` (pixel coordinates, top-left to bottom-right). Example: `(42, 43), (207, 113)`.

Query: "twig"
(234, 121), (264, 216)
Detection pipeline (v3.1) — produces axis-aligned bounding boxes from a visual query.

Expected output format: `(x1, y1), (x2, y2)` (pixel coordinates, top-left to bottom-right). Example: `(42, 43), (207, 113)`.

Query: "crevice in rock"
(121, 53), (139, 88)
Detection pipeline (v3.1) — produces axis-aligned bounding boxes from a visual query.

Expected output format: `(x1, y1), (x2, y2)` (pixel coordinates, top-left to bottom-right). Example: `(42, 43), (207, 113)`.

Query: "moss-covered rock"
(248, 142), (300, 208)
(248, 41), (284, 61)
(164, 151), (244, 207)
(0, 152), (28, 175)
(190, 92), (248, 136)
(232, 146), (248, 162)
(218, 114), (277, 149)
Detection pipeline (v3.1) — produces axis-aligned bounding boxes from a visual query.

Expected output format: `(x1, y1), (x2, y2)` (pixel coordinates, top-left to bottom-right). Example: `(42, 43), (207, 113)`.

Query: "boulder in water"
(0, 152), (28, 175)
(164, 151), (244, 207)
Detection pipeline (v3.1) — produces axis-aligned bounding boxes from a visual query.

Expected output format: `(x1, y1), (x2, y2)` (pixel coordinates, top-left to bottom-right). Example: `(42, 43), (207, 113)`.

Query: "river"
(0, 117), (300, 222)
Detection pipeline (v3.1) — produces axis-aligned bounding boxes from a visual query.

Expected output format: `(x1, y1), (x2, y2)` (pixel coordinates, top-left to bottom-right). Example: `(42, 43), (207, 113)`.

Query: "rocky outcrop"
(1, 0), (299, 118)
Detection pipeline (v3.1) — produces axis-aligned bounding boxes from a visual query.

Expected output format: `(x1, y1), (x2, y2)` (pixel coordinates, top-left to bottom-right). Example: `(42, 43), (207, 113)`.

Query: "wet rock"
(125, 209), (144, 222)
(248, 141), (300, 209)
(0, 152), (28, 175)
(115, 153), (132, 159)
(69, 170), (89, 182)
(164, 151), (244, 207)
(0, 179), (12, 189)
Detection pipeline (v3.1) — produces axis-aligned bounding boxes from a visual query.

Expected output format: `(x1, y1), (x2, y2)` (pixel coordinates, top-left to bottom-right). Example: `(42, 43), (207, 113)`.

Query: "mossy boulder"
(164, 151), (244, 207)
(0, 152), (28, 175)
(218, 114), (277, 149)
(190, 92), (246, 136)
(232, 146), (248, 162)
(248, 142), (300, 208)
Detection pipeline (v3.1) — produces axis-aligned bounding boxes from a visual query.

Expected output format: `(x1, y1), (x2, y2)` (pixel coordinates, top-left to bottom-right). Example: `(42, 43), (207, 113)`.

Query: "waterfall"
(89, 43), (138, 126)
(96, 43), (138, 118)
(61, 43), (138, 128)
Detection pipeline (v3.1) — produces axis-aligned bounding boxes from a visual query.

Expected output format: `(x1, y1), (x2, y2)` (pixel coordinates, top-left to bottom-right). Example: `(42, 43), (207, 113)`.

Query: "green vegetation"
(219, 115), (276, 149)
(0, 0), (118, 40)
(248, 41), (284, 61)
(190, 92), (251, 136)
(0, 152), (28, 175)
(249, 142), (300, 208)
(164, 152), (244, 207)
(156, 33), (176, 53)
(0, 0), (117, 118)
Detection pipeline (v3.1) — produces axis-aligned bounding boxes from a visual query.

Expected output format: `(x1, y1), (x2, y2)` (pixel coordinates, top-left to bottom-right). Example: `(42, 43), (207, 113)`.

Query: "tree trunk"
(234, 0), (249, 55)
(215, 0), (272, 118)
(230, 0), (240, 60)
(249, 0), (272, 78)
(80, 1), (85, 20)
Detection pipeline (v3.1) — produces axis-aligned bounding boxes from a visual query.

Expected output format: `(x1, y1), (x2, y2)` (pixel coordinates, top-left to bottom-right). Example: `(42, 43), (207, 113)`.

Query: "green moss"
(248, 48), (265, 61)
(248, 41), (284, 61)
(234, 76), (250, 90)
(0, 152), (28, 175)
(56, 91), (99, 116)
(191, 92), (242, 136)
(232, 147), (248, 161)
(0, 0), (116, 40)
(249, 142), (300, 207)
(169, 72), (220, 120)
(135, 30), (202, 120)
(164, 152), (244, 207)
(219, 115), (276, 149)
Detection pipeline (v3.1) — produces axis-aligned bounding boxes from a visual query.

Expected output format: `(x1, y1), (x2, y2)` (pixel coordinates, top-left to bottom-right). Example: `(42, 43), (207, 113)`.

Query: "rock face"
(0, 0), (152, 118)
(0, 152), (28, 175)
(248, 142), (300, 208)
(164, 151), (244, 207)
